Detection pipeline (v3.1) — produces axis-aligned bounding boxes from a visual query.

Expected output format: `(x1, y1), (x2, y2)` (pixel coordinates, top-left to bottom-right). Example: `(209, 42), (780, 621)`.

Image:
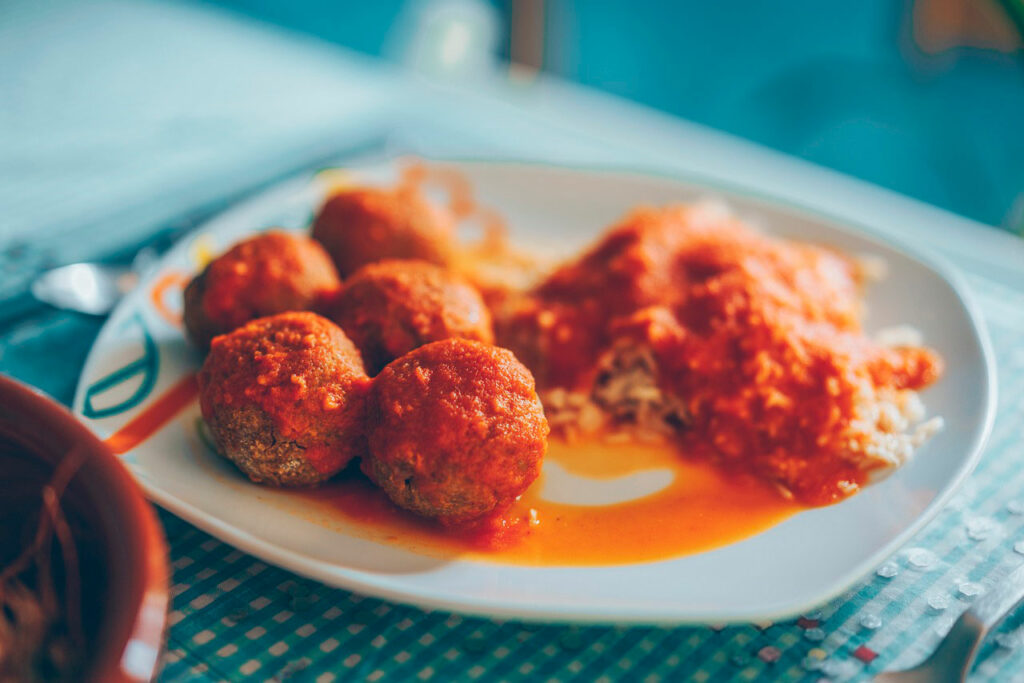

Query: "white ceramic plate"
(74, 161), (996, 625)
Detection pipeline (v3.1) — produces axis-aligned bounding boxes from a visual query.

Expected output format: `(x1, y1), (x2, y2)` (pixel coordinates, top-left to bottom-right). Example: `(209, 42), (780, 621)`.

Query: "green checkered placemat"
(141, 273), (1024, 683)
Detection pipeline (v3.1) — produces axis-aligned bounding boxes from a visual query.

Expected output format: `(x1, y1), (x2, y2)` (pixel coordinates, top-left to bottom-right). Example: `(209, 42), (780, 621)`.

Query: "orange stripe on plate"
(150, 271), (189, 327)
(106, 373), (200, 455)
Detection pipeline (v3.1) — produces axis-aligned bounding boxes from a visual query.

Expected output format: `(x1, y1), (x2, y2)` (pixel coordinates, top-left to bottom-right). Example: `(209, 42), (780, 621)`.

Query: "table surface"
(4, 1), (1024, 681)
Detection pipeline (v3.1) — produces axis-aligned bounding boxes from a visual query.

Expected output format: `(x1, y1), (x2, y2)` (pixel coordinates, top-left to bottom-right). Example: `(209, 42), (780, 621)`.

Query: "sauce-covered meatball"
(311, 187), (454, 277)
(330, 259), (494, 375)
(184, 231), (341, 349)
(364, 339), (548, 525)
(198, 312), (370, 487)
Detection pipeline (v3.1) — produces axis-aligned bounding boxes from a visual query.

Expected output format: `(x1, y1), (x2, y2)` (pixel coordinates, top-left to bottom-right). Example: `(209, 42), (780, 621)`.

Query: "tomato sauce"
(297, 439), (801, 566)
(496, 204), (943, 506)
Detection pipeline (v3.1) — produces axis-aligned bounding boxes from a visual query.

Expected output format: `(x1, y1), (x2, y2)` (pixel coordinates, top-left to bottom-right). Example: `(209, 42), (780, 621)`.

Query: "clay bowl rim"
(0, 374), (169, 682)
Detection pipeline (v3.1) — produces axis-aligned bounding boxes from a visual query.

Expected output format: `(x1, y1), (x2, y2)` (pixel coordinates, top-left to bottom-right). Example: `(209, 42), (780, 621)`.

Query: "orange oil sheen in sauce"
(304, 439), (802, 566)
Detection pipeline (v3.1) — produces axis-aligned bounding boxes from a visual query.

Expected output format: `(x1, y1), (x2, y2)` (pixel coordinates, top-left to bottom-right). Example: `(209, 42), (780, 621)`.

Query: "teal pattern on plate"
(82, 313), (160, 419)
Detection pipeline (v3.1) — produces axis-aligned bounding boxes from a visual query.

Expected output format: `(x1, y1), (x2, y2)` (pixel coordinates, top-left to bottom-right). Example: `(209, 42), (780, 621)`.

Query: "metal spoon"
(875, 562), (1024, 682)
(30, 247), (158, 316)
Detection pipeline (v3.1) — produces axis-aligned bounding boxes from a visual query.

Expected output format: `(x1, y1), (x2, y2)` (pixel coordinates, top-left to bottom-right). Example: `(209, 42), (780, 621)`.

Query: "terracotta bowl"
(0, 374), (168, 682)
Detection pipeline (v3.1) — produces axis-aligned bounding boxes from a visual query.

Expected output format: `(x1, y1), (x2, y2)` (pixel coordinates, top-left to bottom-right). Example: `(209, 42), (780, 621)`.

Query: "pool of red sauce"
(293, 438), (803, 566)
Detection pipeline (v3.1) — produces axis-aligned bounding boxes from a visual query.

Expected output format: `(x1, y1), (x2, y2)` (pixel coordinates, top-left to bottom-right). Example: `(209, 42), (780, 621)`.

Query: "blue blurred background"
(201, 0), (1024, 231)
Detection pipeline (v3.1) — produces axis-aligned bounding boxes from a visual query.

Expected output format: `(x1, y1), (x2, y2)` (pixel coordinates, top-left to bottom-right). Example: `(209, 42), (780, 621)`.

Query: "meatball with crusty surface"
(364, 339), (548, 525)
(311, 187), (454, 277)
(331, 259), (494, 375)
(184, 230), (341, 349)
(198, 312), (370, 487)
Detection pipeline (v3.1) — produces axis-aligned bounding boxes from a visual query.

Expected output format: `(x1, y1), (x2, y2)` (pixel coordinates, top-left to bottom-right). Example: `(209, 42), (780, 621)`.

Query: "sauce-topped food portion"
(198, 312), (370, 486)
(181, 165), (945, 564)
(330, 259), (494, 375)
(311, 185), (455, 277)
(496, 202), (943, 504)
(364, 338), (548, 525)
(183, 230), (341, 349)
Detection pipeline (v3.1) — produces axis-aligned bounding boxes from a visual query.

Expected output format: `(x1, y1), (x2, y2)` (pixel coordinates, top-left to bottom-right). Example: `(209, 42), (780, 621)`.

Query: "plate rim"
(73, 157), (999, 625)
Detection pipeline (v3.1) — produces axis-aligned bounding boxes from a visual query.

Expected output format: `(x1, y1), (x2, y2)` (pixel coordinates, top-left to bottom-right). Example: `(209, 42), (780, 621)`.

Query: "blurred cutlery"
(875, 562), (1024, 682)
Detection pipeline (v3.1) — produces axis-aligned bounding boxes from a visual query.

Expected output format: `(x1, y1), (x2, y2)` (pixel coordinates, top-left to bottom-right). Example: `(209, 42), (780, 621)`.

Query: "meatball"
(330, 259), (494, 375)
(198, 312), (370, 487)
(363, 339), (548, 525)
(311, 187), (454, 277)
(184, 230), (341, 349)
